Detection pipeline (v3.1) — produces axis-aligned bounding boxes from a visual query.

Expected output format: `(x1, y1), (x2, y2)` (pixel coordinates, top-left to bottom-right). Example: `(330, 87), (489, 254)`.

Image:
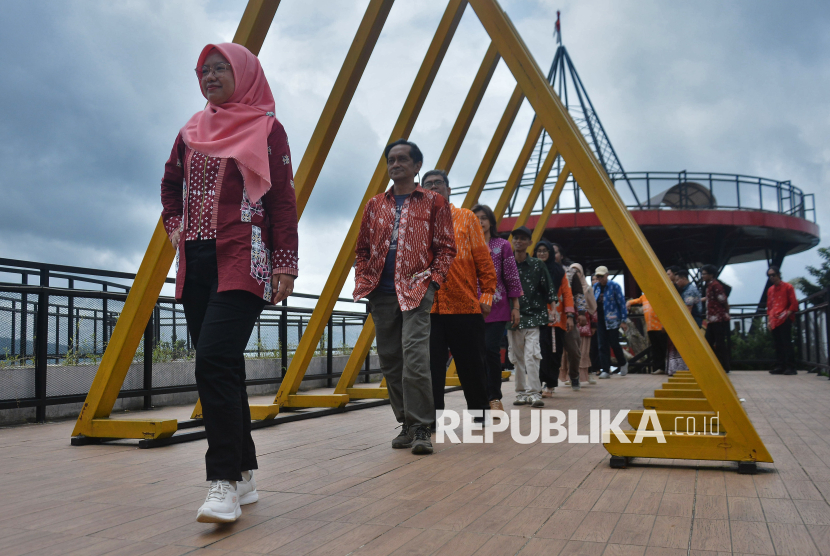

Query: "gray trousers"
(367, 286), (435, 429)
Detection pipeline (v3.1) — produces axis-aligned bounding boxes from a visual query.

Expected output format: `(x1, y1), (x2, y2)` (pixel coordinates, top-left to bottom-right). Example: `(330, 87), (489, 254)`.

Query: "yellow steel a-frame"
(72, 0), (772, 468)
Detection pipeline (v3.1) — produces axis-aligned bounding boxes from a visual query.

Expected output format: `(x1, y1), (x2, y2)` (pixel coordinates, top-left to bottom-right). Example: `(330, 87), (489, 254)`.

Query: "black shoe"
(784, 368), (797, 375)
(391, 424), (412, 449)
(410, 426), (433, 455)
(769, 368), (784, 375)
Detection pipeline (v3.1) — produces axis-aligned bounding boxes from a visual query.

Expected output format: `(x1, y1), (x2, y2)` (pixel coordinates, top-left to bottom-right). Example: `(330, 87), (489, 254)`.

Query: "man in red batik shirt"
(766, 265), (798, 375)
(354, 139), (456, 455)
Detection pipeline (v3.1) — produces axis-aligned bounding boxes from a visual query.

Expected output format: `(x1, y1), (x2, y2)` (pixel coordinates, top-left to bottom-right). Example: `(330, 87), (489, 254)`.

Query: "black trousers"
(771, 320), (796, 371)
(597, 317), (626, 373)
(181, 240), (264, 481)
(705, 321), (731, 372)
(483, 321), (506, 401)
(648, 330), (668, 372)
(430, 313), (490, 412)
(540, 326), (580, 387)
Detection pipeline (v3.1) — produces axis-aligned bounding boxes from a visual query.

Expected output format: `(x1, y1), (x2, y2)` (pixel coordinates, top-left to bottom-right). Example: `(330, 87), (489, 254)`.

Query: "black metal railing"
(0, 259), (379, 422)
(451, 171), (816, 223)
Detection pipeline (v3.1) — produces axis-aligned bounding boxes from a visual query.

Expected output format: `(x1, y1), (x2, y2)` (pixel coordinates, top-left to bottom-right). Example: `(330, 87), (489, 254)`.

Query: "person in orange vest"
(626, 293), (667, 375)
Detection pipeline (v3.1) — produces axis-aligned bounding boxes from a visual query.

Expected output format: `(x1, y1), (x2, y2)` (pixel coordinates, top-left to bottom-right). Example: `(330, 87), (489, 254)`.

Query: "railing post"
(280, 298), (288, 377)
(20, 272), (28, 362)
(824, 288), (830, 378)
(326, 316), (333, 388)
(35, 269), (49, 423)
(805, 301), (812, 371)
(364, 306), (371, 384)
(102, 284), (109, 350)
(143, 307), (154, 410)
(795, 301), (803, 369)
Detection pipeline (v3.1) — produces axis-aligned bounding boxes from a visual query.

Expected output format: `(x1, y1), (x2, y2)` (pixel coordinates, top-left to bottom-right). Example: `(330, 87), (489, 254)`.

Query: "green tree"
(792, 246), (830, 298)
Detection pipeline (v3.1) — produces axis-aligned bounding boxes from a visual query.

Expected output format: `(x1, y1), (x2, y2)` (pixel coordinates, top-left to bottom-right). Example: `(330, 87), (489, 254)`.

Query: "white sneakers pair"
(196, 470), (258, 523)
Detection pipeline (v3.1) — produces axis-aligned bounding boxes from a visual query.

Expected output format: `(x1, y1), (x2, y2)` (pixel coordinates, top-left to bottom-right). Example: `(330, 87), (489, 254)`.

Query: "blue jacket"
(593, 280), (627, 330)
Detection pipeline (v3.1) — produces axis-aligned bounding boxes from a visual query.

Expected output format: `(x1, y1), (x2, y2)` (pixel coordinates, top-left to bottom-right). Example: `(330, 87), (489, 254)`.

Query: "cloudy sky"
(2, 0), (828, 307)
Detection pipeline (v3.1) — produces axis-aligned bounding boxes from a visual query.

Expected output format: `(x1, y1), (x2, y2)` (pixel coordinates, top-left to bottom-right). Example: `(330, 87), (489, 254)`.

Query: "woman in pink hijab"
(160, 43), (298, 524)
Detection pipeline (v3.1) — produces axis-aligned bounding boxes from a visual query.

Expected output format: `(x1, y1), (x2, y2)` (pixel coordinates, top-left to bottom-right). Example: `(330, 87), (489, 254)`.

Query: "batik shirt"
(767, 281), (798, 330)
(705, 279), (730, 323)
(511, 256), (557, 330)
(431, 204), (496, 314)
(482, 237), (523, 323)
(160, 121), (299, 302)
(593, 280), (627, 330)
(354, 186), (456, 311)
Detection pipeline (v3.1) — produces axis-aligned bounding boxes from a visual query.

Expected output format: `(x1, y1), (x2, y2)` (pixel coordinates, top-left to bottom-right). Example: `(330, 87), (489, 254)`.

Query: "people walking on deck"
(665, 268), (702, 375)
(626, 293), (667, 375)
(701, 264), (731, 372)
(508, 227), (557, 407)
(160, 43), (299, 523)
(422, 171), (496, 423)
(472, 204), (523, 411)
(593, 266), (628, 379)
(766, 265), (798, 375)
(534, 240), (582, 393)
(354, 139), (456, 455)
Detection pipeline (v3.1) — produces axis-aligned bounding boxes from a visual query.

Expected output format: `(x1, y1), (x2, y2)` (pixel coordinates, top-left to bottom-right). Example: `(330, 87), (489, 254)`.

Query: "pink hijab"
(181, 43), (276, 203)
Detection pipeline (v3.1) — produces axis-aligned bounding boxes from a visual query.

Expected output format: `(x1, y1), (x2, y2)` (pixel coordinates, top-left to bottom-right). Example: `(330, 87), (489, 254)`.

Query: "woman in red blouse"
(160, 43), (299, 524)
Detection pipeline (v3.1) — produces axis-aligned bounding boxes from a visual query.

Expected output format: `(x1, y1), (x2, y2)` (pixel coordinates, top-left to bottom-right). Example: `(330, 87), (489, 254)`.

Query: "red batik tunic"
(767, 281), (798, 330)
(160, 120), (299, 302)
(353, 186), (456, 311)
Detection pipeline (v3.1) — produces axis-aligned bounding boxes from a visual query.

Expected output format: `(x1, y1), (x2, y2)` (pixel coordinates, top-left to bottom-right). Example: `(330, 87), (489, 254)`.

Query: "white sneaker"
(197, 480), (241, 523)
(513, 394), (528, 405)
(531, 394), (545, 408)
(563, 380), (571, 386)
(599, 372), (611, 379)
(588, 375), (597, 384)
(619, 363), (628, 377)
(237, 470), (258, 505)
(651, 369), (665, 375)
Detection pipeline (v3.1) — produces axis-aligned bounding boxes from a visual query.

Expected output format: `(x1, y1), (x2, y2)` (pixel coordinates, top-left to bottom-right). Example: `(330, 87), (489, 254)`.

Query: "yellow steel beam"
(529, 163), (570, 249)
(273, 0), (468, 406)
(232, 0), (281, 55)
(86, 419), (178, 441)
(642, 397), (713, 412)
(436, 42), (500, 171)
(72, 219), (175, 437)
(471, 0), (771, 463)
(74, 0), (282, 438)
(294, 0), (395, 217)
(493, 118), (544, 220)
(462, 84), (524, 208)
(512, 145), (558, 231)
(333, 316), (377, 395)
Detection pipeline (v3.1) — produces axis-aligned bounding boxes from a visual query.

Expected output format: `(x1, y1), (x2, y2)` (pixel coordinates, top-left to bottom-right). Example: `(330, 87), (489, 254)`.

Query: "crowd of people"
(158, 43), (800, 524)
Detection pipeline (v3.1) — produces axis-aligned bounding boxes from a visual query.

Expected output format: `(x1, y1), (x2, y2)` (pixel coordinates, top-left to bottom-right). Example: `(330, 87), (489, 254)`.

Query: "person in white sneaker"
(197, 470), (258, 523)
(592, 266), (628, 379)
(161, 43), (299, 524)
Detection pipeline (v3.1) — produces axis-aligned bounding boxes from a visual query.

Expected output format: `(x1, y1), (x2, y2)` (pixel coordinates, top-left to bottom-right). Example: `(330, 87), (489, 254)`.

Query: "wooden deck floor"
(2, 371), (830, 556)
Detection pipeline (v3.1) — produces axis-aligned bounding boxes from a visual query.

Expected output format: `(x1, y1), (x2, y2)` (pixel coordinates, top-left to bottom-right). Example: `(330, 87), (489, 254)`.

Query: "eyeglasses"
(423, 179), (446, 188)
(767, 273), (777, 278)
(196, 62), (232, 78)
